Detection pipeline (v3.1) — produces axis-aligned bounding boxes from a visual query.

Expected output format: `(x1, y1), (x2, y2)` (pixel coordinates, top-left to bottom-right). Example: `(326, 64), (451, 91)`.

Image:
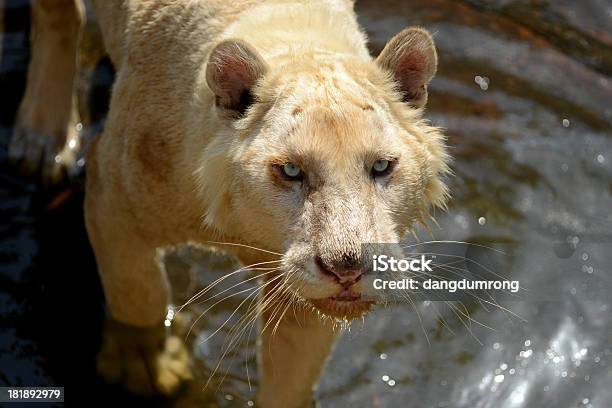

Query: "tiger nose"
(315, 256), (364, 287)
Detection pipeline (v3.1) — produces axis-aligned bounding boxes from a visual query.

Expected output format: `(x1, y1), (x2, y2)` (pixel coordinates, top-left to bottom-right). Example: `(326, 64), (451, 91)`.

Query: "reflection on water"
(1, 0), (611, 406)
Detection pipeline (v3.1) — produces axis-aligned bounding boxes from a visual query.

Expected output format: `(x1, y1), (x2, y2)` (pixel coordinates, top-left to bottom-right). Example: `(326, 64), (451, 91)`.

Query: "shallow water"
(1, 0), (611, 407)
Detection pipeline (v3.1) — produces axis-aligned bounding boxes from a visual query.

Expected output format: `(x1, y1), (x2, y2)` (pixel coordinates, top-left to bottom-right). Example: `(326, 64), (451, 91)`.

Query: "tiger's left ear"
(376, 27), (437, 108)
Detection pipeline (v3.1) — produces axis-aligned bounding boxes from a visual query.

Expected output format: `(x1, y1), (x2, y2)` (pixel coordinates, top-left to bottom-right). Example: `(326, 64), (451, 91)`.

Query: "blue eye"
(282, 163), (302, 179)
(372, 159), (390, 175)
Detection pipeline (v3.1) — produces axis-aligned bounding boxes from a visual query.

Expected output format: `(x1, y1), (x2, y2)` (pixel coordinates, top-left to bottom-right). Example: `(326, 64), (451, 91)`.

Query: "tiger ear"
(206, 39), (267, 115)
(376, 27), (437, 108)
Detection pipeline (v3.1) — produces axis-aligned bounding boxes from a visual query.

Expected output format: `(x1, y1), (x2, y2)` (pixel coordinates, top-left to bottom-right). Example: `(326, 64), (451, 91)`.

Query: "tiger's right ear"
(206, 39), (267, 115)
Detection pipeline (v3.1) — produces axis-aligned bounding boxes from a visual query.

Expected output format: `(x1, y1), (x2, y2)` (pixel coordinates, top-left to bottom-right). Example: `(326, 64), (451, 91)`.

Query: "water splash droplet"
(474, 75), (489, 90)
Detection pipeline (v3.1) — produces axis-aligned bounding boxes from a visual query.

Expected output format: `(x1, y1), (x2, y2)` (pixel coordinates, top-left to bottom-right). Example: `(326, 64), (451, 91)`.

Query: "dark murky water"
(1, 1), (611, 407)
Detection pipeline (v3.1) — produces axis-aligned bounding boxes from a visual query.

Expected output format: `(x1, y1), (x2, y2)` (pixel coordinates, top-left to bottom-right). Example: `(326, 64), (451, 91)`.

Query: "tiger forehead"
(291, 106), (369, 142)
(284, 71), (378, 117)
(295, 103), (383, 137)
(291, 100), (373, 117)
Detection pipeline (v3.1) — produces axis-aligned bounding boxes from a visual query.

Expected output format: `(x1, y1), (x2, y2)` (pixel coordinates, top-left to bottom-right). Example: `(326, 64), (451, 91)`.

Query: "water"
(1, 0), (611, 406)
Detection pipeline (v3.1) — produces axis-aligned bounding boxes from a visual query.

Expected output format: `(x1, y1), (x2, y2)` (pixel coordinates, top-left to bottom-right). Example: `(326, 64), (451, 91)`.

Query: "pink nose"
(315, 256), (364, 288)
